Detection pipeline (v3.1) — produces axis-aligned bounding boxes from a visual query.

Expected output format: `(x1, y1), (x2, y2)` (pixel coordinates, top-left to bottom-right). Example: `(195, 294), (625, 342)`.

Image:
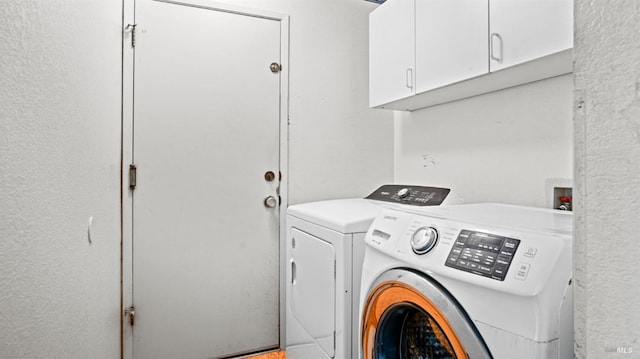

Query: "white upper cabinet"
(369, 0), (415, 107)
(369, 0), (574, 111)
(415, 0), (489, 93)
(489, 0), (573, 72)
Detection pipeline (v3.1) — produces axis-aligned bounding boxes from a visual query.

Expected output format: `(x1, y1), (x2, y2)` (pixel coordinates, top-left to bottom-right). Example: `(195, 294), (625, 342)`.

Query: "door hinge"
(125, 23), (137, 48)
(129, 164), (137, 190)
(124, 305), (135, 326)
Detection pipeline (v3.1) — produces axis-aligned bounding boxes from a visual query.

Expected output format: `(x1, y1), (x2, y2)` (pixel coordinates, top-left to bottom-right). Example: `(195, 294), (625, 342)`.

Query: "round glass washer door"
(376, 302), (457, 358)
(361, 269), (492, 359)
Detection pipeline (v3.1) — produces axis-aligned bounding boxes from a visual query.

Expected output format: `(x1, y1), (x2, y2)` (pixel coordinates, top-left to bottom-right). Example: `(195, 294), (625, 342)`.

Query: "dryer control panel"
(365, 184), (450, 206)
(445, 230), (520, 281)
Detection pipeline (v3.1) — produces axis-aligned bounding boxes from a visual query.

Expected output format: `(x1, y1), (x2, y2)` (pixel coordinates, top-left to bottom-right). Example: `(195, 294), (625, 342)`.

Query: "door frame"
(121, 1), (289, 357)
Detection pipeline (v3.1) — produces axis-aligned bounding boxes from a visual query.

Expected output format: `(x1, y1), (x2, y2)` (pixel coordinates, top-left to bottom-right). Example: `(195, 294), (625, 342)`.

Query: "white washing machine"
(359, 203), (573, 359)
(285, 185), (453, 359)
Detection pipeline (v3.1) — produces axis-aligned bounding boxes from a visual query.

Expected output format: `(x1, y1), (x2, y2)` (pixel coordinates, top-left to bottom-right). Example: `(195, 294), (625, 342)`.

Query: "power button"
(514, 263), (531, 280)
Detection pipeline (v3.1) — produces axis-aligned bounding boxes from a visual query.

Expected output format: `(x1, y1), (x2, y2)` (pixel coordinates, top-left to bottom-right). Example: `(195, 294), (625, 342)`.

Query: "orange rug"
(244, 350), (286, 359)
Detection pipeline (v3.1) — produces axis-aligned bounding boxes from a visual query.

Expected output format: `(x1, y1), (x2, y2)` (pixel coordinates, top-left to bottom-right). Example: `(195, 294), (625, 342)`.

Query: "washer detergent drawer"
(290, 228), (336, 357)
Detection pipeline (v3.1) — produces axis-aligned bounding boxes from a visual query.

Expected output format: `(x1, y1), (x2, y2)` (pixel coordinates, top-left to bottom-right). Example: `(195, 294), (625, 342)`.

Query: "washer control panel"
(445, 230), (521, 281)
(365, 184), (450, 206)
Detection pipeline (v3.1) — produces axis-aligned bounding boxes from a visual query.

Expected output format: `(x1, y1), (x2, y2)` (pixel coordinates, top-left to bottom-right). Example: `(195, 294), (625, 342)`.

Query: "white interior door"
(130, 1), (284, 358)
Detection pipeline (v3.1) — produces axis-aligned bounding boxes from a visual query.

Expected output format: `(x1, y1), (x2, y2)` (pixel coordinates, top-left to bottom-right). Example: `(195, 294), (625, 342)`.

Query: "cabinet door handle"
(406, 68), (413, 89)
(490, 33), (503, 63)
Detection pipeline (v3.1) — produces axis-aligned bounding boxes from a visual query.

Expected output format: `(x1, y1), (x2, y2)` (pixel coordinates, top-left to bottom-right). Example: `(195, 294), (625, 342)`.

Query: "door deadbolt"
(270, 63), (281, 73)
(264, 171), (276, 182)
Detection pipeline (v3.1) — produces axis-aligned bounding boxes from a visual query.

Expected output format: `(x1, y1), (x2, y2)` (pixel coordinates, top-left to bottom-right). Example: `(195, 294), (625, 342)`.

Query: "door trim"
(121, 2), (289, 357)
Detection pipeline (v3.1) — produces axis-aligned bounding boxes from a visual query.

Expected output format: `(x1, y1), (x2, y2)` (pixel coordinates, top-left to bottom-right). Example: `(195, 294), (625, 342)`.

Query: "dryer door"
(361, 269), (492, 359)
(290, 228), (336, 358)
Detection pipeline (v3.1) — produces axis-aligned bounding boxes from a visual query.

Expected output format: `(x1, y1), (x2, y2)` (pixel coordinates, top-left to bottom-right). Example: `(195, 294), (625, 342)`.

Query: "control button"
(523, 247), (538, 258)
(500, 249), (514, 257)
(458, 259), (468, 267)
(502, 239), (520, 253)
(397, 187), (410, 198)
(496, 255), (512, 266)
(478, 265), (492, 273)
(504, 242), (516, 249)
(468, 262), (479, 270)
(493, 265), (508, 277)
(454, 234), (467, 244)
(515, 263), (531, 280)
(447, 255), (459, 263)
(410, 226), (438, 254)
(460, 249), (473, 261)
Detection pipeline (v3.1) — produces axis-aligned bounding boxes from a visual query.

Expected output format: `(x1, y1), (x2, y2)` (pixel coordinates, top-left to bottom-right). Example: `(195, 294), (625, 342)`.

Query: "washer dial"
(411, 227), (438, 254)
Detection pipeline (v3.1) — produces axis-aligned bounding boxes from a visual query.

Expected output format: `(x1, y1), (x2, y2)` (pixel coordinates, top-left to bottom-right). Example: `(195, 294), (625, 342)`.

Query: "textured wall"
(0, 1), (122, 358)
(212, 0), (395, 204)
(574, 1), (640, 357)
(394, 75), (573, 207)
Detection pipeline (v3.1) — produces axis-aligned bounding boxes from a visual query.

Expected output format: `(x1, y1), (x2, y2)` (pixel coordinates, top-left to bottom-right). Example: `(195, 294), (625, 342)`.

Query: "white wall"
(394, 75), (573, 207)
(213, 0), (395, 204)
(574, 1), (640, 357)
(0, 1), (122, 358)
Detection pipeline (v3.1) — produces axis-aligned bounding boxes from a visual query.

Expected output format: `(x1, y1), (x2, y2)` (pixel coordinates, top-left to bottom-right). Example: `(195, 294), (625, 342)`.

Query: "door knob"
(270, 62), (282, 73)
(264, 196), (278, 208)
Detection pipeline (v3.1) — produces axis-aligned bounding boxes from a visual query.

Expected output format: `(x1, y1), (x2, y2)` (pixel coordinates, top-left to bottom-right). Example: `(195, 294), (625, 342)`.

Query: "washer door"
(361, 269), (492, 359)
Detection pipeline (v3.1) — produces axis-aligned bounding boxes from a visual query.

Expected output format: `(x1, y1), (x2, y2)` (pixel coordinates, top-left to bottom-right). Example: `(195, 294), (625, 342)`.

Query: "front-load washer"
(285, 185), (453, 359)
(359, 203), (573, 359)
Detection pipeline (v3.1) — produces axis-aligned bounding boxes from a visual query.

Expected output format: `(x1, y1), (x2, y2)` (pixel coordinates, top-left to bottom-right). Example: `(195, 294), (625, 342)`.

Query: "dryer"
(285, 185), (452, 359)
(359, 203), (573, 359)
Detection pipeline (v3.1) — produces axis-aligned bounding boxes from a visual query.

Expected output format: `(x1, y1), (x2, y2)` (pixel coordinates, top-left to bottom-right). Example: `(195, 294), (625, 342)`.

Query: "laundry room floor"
(244, 350), (285, 359)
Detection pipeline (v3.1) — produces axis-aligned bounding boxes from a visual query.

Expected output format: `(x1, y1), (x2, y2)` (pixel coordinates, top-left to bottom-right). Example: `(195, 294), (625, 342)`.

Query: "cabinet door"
(369, 0), (415, 108)
(489, 0), (573, 72)
(416, 0), (489, 93)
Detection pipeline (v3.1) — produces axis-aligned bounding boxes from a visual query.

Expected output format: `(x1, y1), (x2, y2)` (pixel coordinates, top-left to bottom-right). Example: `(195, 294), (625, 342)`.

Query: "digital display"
(467, 233), (502, 247)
